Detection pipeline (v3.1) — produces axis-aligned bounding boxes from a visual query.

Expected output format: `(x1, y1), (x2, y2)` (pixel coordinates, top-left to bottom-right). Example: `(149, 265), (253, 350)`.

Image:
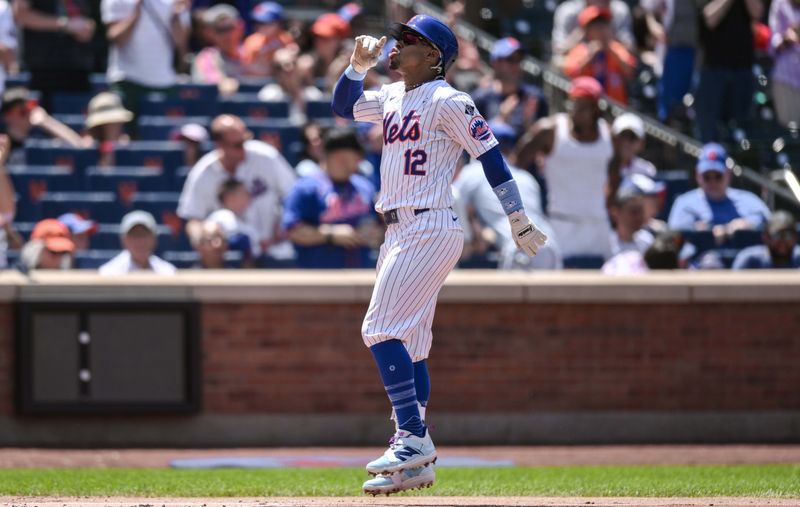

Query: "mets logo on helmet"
(469, 116), (492, 141)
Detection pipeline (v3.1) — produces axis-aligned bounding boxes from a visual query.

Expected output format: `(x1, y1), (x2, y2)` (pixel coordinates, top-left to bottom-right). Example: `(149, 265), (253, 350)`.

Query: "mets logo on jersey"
(469, 116), (492, 141)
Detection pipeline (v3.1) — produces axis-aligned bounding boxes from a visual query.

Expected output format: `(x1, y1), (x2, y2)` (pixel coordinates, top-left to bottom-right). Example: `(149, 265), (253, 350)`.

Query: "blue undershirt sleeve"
(331, 65), (366, 120)
(478, 146), (524, 215)
(477, 146), (513, 187)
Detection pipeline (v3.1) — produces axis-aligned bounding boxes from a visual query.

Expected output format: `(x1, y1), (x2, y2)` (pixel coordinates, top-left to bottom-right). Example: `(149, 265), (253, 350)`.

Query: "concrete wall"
(1, 271), (799, 446)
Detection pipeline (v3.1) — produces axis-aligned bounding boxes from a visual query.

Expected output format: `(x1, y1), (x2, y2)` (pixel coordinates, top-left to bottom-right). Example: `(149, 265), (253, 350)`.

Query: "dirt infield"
(2, 496), (799, 507)
(2, 445), (800, 468)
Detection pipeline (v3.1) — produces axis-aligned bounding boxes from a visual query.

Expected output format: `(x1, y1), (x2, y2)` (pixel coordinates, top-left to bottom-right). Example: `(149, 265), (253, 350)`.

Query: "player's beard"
(389, 57), (399, 71)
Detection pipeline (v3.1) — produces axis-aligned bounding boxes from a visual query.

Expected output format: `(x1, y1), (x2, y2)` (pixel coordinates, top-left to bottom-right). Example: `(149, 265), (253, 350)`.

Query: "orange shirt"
(564, 41), (636, 104)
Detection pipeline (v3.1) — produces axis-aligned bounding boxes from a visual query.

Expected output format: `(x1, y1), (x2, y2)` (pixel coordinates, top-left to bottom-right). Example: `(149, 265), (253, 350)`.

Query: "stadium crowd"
(0, 0), (798, 273)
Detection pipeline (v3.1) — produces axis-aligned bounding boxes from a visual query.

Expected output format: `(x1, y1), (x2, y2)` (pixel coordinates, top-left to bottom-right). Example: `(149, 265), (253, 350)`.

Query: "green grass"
(0, 465), (798, 497)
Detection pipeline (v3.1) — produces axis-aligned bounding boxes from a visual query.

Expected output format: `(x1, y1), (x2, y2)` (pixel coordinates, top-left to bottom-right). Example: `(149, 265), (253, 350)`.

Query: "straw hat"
(85, 92), (134, 129)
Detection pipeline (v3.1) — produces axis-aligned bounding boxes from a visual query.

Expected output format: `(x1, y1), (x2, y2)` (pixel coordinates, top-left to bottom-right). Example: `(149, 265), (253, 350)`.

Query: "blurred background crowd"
(0, 0), (798, 274)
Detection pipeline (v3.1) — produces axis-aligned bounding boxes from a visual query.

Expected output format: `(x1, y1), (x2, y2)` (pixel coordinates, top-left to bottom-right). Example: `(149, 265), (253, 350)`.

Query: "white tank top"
(543, 113), (613, 220)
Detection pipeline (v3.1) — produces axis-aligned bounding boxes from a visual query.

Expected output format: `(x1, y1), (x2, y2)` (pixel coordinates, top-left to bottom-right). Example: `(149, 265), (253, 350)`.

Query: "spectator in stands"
(241, 1), (296, 78)
(769, 0), (800, 128)
(297, 12), (348, 88)
(563, 6), (637, 104)
(602, 228), (682, 274)
(0, 87), (85, 164)
(257, 47), (324, 125)
(552, 0), (634, 63)
(733, 210), (800, 269)
(515, 76), (614, 260)
(640, 0), (699, 124)
(192, 218), (227, 269)
(204, 178), (260, 263)
(619, 172), (668, 235)
(20, 218), (75, 270)
(12, 0), (95, 107)
(101, 0), (191, 124)
(99, 210), (176, 274)
(668, 143), (770, 245)
(0, 133), (16, 268)
(294, 122), (326, 178)
(192, 4), (244, 96)
(178, 114), (296, 265)
(607, 113), (657, 201)
(0, 0), (17, 98)
(608, 187), (654, 255)
(454, 122), (561, 270)
(83, 91), (133, 167)
(471, 37), (548, 137)
(282, 126), (380, 269)
(57, 212), (95, 252)
(696, 0), (763, 142)
(171, 122), (209, 167)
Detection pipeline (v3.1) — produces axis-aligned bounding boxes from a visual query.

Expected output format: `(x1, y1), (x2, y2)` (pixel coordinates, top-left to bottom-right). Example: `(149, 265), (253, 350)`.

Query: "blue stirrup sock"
(370, 340), (426, 437)
(414, 360), (430, 409)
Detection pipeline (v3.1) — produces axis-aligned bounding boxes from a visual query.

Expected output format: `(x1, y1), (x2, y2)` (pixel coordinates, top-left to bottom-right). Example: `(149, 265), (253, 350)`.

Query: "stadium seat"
(85, 166), (170, 192)
(306, 98), (334, 119)
(237, 77), (273, 94)
(731, 229), (764, 249)
(218, 94), (289, 119)
(656, 170), (693, 220)
(112, 141), (184, 170)
(140, 92), (218, 117)
(8, 165), (80, 218)
(137, 116), (211, 141)
(51, 93), (93, 115)
(25, 141), (98, 174)
(174, 166), (191, 191)
(163, 250), (244, 269)
(245, 118), (301, 165)
(173, 83), (219, 103)
(38, 191), (120, 222)
(74, 249), (119, 269)
(5, 72), (30, 89)
(90, 73), (110, 93)
(563, 255), (606, 269)
(680, 230), (716, 254)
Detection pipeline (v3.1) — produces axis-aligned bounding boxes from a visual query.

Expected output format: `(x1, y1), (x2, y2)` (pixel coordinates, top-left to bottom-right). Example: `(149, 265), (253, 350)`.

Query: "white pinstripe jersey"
(353, 80), (498, 213)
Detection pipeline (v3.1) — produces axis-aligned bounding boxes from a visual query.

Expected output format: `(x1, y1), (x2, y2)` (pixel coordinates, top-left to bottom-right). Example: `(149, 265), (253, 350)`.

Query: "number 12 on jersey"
(403, 149), (427, 176)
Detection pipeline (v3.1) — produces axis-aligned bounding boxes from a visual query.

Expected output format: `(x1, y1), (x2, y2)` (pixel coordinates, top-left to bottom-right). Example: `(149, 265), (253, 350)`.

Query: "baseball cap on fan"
(251, 2), (282, 24)
(31, 219), (76, 253)
(697, 143), (728, 173)
(612, 113), (645, 139)
(120, 210), (158, 235)
(490, 37), (523, 62)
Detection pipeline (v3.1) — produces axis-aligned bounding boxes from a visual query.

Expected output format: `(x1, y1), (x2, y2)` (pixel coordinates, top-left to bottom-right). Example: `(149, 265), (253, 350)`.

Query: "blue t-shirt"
(732, 245), (800, 269)
(668, 188), (770, 230)
(282, 172), (377, 269)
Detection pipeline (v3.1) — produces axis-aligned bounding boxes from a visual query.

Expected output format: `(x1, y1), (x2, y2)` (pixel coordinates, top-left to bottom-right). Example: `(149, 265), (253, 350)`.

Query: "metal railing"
(387, 0), (800, 211)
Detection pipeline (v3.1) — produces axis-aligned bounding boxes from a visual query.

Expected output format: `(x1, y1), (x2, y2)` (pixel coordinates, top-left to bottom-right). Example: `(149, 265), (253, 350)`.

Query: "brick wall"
(200, 302), (800, 414)
(3, 300), (797, 417)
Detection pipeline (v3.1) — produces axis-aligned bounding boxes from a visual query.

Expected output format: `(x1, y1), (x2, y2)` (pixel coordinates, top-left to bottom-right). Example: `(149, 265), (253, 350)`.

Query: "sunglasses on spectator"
(702, 172), (724, 182)
(214, 23), (236, 33)
(769, 230), (796, 241)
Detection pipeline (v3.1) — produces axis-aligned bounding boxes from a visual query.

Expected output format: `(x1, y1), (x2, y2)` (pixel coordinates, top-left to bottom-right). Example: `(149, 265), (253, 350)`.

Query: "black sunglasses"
(399, 31), (432, 48)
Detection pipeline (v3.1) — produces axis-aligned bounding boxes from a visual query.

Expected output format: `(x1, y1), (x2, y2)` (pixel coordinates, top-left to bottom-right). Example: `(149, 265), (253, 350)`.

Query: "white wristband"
(345, 64), (367, 81)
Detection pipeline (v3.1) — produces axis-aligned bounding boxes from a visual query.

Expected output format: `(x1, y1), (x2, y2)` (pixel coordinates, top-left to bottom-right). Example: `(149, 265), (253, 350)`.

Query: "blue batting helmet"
(389, 14), (459, 74)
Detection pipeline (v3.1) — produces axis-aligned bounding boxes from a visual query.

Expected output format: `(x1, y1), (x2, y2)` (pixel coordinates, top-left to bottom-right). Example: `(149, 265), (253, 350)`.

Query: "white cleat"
(363, 464), (436, 496)
(365, 428), (437, 475)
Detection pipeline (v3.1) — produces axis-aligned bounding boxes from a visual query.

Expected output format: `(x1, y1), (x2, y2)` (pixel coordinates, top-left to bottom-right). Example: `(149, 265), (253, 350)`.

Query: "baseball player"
(331, 14), (548, 495)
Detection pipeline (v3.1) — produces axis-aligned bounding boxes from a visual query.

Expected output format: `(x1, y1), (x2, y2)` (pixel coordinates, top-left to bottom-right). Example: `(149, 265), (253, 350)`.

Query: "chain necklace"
(405, 76), (444, 92)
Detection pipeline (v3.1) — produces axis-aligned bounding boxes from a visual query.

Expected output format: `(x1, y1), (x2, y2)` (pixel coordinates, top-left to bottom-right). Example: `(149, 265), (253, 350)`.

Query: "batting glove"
(351, 35), (387, 74)
(508, 210), (548, 257)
